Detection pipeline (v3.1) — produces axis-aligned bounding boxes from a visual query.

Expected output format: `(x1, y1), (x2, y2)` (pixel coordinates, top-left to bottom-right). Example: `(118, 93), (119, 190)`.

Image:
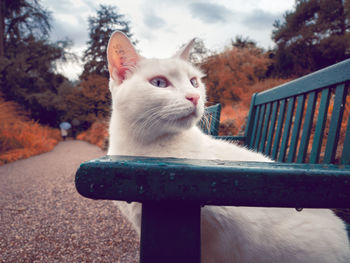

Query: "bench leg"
(140, 202), (201, 263)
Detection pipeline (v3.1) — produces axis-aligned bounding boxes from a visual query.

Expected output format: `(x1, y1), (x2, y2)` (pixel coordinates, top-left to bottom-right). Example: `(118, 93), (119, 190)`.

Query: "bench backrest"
(244, 58), (350, 165)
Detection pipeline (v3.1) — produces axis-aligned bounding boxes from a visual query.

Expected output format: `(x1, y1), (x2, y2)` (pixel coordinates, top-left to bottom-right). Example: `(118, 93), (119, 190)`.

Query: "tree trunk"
(0, 0), (5, 57)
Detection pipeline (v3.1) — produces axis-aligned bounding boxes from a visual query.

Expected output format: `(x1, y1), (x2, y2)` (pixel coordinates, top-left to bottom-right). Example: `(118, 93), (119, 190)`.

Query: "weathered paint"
(76, 155), (350, 208)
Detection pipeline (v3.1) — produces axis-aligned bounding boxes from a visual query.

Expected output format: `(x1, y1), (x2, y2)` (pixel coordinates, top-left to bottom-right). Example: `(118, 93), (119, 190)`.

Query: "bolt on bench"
(76, 59), (350, 263)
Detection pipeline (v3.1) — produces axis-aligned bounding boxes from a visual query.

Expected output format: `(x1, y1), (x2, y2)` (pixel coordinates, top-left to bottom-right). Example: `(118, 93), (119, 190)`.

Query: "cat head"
(107, 31), (206, 143)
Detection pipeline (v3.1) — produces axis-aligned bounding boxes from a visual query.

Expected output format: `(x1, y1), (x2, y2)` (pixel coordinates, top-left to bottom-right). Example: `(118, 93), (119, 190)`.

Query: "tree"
(0, 0), (75, 126)
(65, 74), (110, 129)
(0, 0), (51, 57)
(272, 0), (350, 77)
(201, 41), (271, 107)
(231, 35), (257, 49)
(186, 38), (211, 65)
(81, 5), (136, 79)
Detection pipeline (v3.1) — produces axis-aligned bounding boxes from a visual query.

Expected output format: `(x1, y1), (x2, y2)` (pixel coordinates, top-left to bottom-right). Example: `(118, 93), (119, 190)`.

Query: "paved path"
(0, 141), (139, 263)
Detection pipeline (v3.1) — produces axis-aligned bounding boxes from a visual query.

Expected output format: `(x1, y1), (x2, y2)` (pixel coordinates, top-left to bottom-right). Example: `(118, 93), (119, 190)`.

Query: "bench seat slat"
(264, 101), (278, 156)
(310, 88), (331, 163)
(75, 156), (350, 208)
(253, 104), (266, 150)
(324, 84), (347, 163)
(297, 92), (316, 163)
(341, 112), (350, 165)
(249, 105), (261, 148)
(287, 95), (305, 163)
(271, 99), (286, 159)
(279, 97), (295, 162)
(259, 103), (271, 153)
(244, 93), (257, 144)
(209, 103), (221, 136)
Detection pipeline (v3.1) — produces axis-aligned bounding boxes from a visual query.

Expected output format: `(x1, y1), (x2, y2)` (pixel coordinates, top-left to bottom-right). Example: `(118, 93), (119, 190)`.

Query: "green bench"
(75, 59), (350, 263)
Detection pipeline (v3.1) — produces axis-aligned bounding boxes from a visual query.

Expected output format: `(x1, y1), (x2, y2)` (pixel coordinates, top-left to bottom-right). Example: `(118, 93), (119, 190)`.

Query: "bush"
(76, 121), (109, 149)
(218, 78), (291, 136)
(0, 95), (61, 165)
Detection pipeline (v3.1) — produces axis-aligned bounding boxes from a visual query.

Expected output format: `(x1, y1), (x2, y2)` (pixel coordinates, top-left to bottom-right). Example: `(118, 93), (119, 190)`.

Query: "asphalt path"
(0, 140), (139, 263)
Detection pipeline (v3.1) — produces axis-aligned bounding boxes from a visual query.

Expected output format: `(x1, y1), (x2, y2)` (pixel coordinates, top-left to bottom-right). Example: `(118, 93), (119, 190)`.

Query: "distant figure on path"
(59, 121), (71, 140)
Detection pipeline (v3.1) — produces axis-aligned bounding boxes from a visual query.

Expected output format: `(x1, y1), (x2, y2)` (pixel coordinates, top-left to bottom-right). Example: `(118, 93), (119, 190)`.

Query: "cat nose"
(186, 93), (200, 106)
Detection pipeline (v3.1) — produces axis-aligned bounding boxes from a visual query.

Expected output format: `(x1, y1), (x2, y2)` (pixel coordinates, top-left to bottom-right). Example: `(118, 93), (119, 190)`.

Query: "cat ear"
(175, 38), (196, 61)
(107, 31), (140, 84)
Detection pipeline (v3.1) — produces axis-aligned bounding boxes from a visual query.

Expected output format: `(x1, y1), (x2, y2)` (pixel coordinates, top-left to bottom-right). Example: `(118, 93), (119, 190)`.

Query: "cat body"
(106, 31), (350, 262)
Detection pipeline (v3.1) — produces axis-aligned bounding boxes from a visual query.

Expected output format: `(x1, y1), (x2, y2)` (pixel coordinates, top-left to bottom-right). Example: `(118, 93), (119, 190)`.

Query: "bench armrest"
(75, 155), (350, 208)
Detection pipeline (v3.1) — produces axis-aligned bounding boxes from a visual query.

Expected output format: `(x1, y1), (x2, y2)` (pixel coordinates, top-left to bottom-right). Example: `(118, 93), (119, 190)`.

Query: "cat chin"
(136, 117), (200, 143)
(178, 111), (197, 121)
(172, 114), (201, 131)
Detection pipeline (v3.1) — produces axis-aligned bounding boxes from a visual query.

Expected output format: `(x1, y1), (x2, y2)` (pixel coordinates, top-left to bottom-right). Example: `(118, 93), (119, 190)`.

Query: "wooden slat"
(249, 105), (261, 148)
(310, 88), (331, 163)
(244, 93), (257, 146)
(287, 95), (305, 163)
(323, 84), (347, 164)
(253, 104), (266, 150)
(255, 58), (350, 105)
(278, 97), (295, 162)
(210, 103), (221, 136)
(341, 112), (350, 164)
(259, 103), (271, 153)
(297, 92), (317, 163)
(271, 99), (286, 160)
(264, 101), (278, 156)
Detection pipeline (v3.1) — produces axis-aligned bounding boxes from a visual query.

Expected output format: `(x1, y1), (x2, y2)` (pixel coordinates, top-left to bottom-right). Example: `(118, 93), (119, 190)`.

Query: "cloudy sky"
(41, 0), (295, 80)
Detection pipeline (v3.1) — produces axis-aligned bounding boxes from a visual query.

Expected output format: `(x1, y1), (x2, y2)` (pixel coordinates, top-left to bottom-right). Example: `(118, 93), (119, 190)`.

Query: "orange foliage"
(239, 78), (293, 108)
(77, 121), (108, 149)
(65, 74), (111, 125)
(201, 43), (293, 136)
(219, 105), (249, 136)
(218, 78), (292, 135)
(0, 95), (61, 165)
(202, 45), (271, 107)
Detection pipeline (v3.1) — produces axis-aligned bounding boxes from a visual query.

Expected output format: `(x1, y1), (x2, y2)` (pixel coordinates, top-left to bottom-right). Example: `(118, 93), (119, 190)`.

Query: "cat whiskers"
(129, 105), (170, 141)
(130, 103), (197, 142)
(199, 110), (220, 134)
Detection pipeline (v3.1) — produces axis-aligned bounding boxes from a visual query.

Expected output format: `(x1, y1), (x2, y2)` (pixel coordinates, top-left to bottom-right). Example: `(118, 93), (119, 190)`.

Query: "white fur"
(107, 32), (350, 262)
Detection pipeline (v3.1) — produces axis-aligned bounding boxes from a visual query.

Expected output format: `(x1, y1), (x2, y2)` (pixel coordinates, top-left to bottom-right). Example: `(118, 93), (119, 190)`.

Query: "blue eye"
(150, 76), (169, 88)
(190, 77), (199, 88)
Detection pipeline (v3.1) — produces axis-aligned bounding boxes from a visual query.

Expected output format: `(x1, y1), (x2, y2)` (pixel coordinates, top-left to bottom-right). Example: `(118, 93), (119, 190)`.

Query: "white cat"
(106, 31), (350, 263)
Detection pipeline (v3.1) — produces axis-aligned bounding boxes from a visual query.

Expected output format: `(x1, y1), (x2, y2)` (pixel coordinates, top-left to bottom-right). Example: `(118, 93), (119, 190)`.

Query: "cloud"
(43, 0), (74, 13)
(143, 8), (167, 29)
(50, 15), (88, 49)
(243, 9), (279, 30)
(43, 0), (94, 15)
(189, 2), (234, 23)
